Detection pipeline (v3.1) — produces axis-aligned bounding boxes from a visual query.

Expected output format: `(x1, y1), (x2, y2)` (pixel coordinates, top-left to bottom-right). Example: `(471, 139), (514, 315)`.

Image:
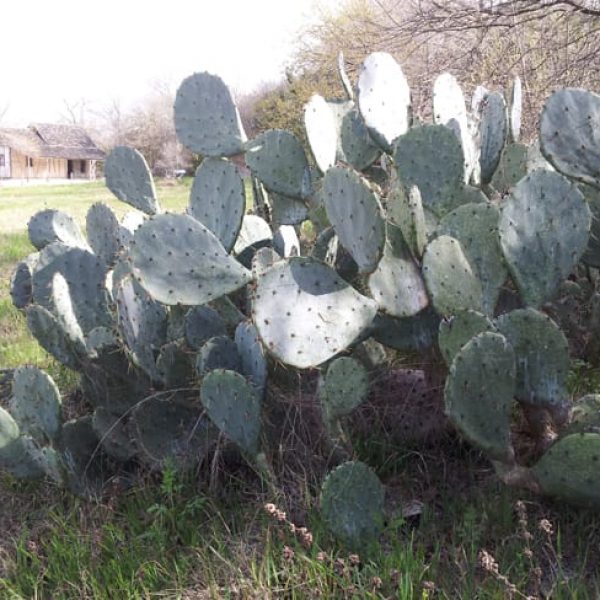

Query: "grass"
(0, 179), (191, 234)
(1, 181), (600, 597)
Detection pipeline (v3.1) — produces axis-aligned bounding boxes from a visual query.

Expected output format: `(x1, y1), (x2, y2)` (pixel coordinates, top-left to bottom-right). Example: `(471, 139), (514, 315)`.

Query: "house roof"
(0, 123), (105, 160)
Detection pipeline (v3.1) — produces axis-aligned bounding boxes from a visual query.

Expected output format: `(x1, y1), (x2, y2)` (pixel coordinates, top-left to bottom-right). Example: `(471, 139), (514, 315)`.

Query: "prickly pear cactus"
(540, 88), (600, 187)
(200, 369), (262, 457)
(444, 332), (516, 463)
(498, 169), (591, 307)
(320, 461), (385, 547)
(105, 146), (160, 215)
(251, 257), (378, 368)
(130, 213), (252, 306)
(174, 71), (247, 157)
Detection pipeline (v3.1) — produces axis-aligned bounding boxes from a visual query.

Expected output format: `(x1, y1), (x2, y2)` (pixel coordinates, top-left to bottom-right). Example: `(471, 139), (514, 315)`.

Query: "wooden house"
(0, 123), (105, 180)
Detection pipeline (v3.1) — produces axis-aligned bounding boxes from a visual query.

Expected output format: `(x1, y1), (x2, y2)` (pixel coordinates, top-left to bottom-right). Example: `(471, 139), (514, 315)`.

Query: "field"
(0, 181), (600, 598)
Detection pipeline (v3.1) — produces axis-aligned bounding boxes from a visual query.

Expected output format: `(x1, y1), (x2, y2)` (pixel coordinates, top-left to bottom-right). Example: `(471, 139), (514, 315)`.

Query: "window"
(0, 155), (4, 167)
(80, 160), (86, 172)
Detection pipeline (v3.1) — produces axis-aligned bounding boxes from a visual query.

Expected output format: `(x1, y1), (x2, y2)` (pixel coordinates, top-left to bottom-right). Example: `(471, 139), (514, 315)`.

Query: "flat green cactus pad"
(130, 213), (252, 306)
(251, 257), (378, 368)
(131, 396), (216, 471)
(28, 209), (89, 250)
(320, 357), (369, 420)
(320, 461), (385, 547)
(189, 157), (246, 252)
(540, 88), (600, 188)
(479, 91), (508, 184)
(174, 72), (247, 157)
(532, 433), (600, 507)
(444, 332), (516, 462)
(304, 94), (337, 172)
(322, 166), (386, 274)
(495, 308), (569, 409)
(105, 146), (159, 215)
(499, 169), (591, 307)
(357, 52), (411, 151)
(393, 125), (466, 219)
(86, 202), (121, 266)
(368, 223), (429, 318)
(246, 129), (311, 199)
(438, 310), (496, 366)
(200, 369), (262, 457)
(422, 235), (483, 317)
(9, 366), (62, 443)
(437, 202), (507, 316)
(387, 179), (427, 259)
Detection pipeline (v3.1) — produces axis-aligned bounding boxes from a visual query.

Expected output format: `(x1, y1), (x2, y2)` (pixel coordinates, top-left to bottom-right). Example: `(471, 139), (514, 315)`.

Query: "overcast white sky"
(1, 0), (338, 126)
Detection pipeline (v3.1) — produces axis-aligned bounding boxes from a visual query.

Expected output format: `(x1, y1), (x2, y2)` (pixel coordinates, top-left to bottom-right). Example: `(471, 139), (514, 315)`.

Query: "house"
(0, 123), (105, 180)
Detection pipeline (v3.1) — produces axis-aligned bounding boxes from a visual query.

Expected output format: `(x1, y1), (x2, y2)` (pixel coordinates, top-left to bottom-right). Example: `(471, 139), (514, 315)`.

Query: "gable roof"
(0, 123), (105, 160)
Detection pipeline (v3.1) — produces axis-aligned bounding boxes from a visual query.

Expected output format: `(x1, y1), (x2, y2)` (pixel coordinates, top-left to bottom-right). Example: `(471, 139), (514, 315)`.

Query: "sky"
(1, 0), (338, 126)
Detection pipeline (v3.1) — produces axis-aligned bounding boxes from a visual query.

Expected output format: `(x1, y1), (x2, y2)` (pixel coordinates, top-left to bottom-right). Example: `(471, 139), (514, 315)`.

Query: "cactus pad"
(495, 308), (569, 409)
(304, 94), (338, 172)
(251, 257), (378, 368)
(320, 357), (369, 420)
(438, 310), (496, 366)
(444, 332), (516, 462)
(105, 146), (159, 215)
(339, 107), (381, 171)
(357, 52), (411, 151)
(479, 91), (508, 184)
(174, 72), (246, 157)
(322, 166), (385, 274)
(116, 277), (168, 379)
(235, 321), (268, 396)
(10, 252), (38, 309)
(437, 202), (507, 316)
(372, 308), (440, 352)
(388, 179), (427, 259)
(539, 88), (600, 187)
(498, 169), (591, 307)
(509, 77), (522, 143)
(131, 396), (215, 471)
(200, 369), (262, 456)
(92, 407), (136, 461)
(195, 336), (242, 378)
(130, 213), (252, 305)
(86, 202), (121, 265)
(320, 461), (385, 547)
(490, 143), (529, 195)
(184, 305), (227, 350)
(28, 209), (88, 250)
(9, 366), (62, 443)
(393, 125), (466, 218)
(245, 129), (311, 199)
(422, 235), (483, 317)
(188, 157), (246, 252)
(26, 305), (82, 370)
(273, 225), (300, 258)
(532, 433), (600, 507)
(433, 72), (476, 182)
(368, 223), (429, 318)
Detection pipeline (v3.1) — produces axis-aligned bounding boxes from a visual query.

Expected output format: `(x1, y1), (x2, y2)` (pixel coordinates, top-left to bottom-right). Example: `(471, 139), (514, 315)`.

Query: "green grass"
(0, 179), (191, 234)
(1, 453), (599, 598)
(1, 181), (600, 597)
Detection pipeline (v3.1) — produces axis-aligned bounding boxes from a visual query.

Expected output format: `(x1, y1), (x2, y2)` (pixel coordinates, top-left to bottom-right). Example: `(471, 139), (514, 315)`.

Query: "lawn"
(0, 180), (600, 598)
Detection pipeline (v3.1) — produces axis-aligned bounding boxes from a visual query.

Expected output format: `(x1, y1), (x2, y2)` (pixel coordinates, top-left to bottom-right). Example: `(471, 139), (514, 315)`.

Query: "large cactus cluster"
(4, 52), (600, 546)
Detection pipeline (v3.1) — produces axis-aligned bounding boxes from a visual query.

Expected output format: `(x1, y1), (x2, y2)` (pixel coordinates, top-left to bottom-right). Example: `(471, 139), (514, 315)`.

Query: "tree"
(93, 81), (194, 176)
(293, 0), (600, 138)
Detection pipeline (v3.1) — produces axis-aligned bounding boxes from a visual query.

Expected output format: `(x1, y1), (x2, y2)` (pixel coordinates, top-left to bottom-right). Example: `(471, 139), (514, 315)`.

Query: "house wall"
(8, 149), (68, 179)
(0, 146), (9, 177)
